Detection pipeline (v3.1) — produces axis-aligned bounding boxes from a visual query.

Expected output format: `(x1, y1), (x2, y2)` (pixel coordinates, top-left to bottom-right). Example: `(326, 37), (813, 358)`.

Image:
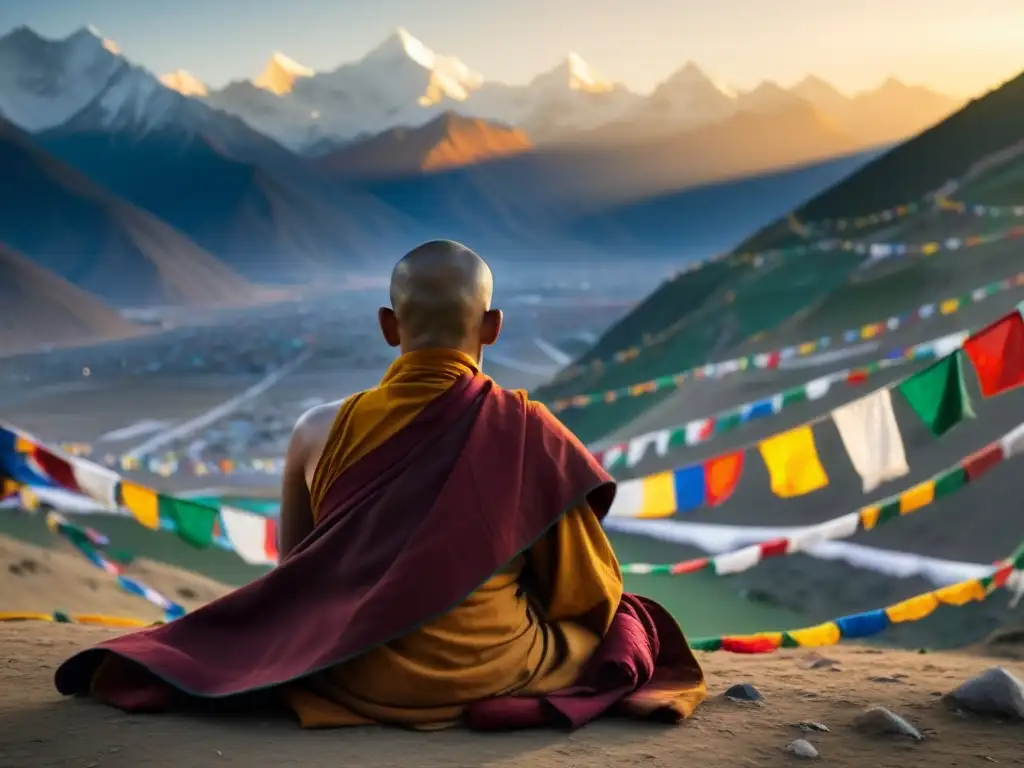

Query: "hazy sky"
(1, 0), (1021, 97)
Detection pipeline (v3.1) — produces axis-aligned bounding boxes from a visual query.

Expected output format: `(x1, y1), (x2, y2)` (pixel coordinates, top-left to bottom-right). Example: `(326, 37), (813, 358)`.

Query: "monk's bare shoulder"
(290, 396), (355, 468)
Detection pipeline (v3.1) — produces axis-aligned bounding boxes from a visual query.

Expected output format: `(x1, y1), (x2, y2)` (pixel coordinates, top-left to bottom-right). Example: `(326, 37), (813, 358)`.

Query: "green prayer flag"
(781, 387), (808, 407)
(716, 412), (742, 433)
(875, 498), (902, 527)
(896, 349), (975, 436)
(158, 495), (218, 548)
(933, 467), (967, 498)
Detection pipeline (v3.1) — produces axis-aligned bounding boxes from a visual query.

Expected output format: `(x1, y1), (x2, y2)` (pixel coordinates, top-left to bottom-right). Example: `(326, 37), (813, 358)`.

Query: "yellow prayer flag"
(921, 242), (940, 256)
(899, 480), (935, 515)
(638, 472), (676, 518)
(933, 579), (985, 607)
(859, 505), (881, 530)
(885, 593), (939, 623)
(14, 436), (34, 453)
(121, 481), (160, 530)
(798, 342), (817, 355)
(758, 425), (829, 498)
(788, 622), (841, 647)
(939, 298), (960, 315)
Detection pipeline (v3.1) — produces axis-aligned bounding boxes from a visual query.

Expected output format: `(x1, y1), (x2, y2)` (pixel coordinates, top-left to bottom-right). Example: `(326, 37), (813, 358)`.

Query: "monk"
(54, 240), (706, 731)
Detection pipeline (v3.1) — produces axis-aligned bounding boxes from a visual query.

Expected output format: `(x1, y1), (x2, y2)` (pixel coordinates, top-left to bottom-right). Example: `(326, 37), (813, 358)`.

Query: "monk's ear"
(378, 307), (401, 347)
(480, 308), (502, 346)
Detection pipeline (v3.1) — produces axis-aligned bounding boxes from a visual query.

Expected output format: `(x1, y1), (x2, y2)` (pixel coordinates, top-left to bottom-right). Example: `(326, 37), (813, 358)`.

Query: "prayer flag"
(962, 311), (1024, 397)
(704, 451), (744, 507)
(221, 507), (276, 565)
(758, 425), (829, 498)
(159, 495), (218, 548)
(70, 459), (120, 509)
(896, 350), (975, 436)
(898, 480), (935, 515)
(831, 389), (909, 493)
(671, 465), (706, 513)
(120, 481), (160, 530)
(886, 593), (939, 623)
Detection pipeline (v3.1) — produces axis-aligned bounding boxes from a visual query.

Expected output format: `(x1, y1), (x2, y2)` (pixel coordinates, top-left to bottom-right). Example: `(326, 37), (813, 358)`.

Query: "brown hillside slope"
(321, 111), (533, 180)
(0, 242), (143, 354)
(0, 118), (257, 307)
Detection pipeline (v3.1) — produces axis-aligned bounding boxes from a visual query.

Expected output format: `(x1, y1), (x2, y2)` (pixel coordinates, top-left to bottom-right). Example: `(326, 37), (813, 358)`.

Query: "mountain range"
(0, 114), (256, 306)
(0, 22), (969, 332)
(166, 26), (960, 151)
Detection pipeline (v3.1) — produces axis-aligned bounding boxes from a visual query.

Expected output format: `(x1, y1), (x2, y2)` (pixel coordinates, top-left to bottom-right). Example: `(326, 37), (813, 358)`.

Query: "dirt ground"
(1, 534), (1023, 768)
(0, 623), (1022, 768)
(0, 535), (231, 622)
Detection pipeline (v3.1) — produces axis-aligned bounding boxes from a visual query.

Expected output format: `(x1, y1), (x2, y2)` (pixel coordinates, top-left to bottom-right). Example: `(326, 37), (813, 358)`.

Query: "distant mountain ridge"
(137, 25), (960, 151)
(0, 116), (256, 307)
(0, 241), (142, 354)
(320, 112), (533, 179)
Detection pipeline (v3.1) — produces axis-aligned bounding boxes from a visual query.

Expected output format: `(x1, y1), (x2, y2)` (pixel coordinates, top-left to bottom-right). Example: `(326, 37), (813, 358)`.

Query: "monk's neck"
(381, 347), (480, 387)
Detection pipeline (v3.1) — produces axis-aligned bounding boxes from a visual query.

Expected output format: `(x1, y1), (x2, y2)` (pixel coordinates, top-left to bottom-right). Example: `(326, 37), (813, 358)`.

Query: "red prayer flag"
(962, 442), (1004, 481)
(31, 446), (81, 494)
(758, 538), (789, 559)
(721, 636), (779, 654)
(703, 451), (744, 506)
(846, 369), (869, 385)
(963, 311), (1024, 397)
(671, 557), (709, 575)
(263, 517), (279, 562)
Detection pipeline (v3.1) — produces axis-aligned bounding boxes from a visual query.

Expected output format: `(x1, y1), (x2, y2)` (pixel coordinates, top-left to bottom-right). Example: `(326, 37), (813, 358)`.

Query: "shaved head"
(379, 240), (502, 359)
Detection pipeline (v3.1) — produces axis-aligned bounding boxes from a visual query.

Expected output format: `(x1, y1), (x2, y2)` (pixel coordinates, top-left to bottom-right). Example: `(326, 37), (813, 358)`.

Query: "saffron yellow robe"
(281, 348), (704, 728)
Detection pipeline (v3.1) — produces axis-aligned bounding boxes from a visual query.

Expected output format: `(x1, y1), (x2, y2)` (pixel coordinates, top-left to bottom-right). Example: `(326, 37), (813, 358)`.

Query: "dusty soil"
(0, 534), (230, 622)
(0, 624), (1022, 767)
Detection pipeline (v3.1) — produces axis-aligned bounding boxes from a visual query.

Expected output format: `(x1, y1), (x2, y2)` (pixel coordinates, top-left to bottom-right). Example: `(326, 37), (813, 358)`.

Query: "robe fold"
(53, 348), (706, 730)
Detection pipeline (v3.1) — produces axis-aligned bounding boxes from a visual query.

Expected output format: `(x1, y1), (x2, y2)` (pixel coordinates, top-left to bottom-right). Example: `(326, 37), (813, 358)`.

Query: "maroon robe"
(54, 373), (696, 729)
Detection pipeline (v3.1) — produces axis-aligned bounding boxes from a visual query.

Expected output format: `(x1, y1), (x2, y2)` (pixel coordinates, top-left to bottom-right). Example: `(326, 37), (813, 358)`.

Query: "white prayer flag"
(831, 389), (910, 493)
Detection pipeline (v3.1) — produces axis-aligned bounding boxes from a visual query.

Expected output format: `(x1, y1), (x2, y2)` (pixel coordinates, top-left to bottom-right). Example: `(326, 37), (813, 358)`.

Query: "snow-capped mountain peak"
(640, 61), (737, 128)
(0, 25), (126, 131)
(353, 27), (484, 101)
(160, 69), (208, 97)
(253, 52), (313, 95)
(737, 80), (807, 113)
(563, 52), (614, 93)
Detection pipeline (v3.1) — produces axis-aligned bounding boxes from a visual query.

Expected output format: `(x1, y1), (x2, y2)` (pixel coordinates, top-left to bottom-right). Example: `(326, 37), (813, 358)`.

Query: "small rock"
(794, 721), (830, 733)
(853, 706), (923, 741)
(725, 683), (763, 702)
(868, 675), (903, 684)
(800, 654), (840, 670)
(786, 739), (819, 759)
(945, 667), (1024, 719)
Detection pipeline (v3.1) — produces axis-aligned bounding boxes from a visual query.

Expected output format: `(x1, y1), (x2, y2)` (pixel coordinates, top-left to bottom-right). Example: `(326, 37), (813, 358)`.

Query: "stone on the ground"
(945, 667), (1024, 719)
(853, 706), (923, 740)
(786, 739), (819, 759)
(724, 683), (763, 702)
(795, 721), (829, 733)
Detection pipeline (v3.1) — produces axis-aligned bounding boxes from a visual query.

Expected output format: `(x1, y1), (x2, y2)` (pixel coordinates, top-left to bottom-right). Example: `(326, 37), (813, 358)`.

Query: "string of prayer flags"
(831, 389), (910, 493)
(757, 424), (829, 498)
(118, 481), (217, 547)
(606, 450), (745, 518)
(620, 423), (1024, 578)
(963, 306), (1024, 397)
(592, 329), (961, 471)
(688, 554), (1019, 654)
(550, 257), (1024, 397)
(896, 349), (975, 436)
